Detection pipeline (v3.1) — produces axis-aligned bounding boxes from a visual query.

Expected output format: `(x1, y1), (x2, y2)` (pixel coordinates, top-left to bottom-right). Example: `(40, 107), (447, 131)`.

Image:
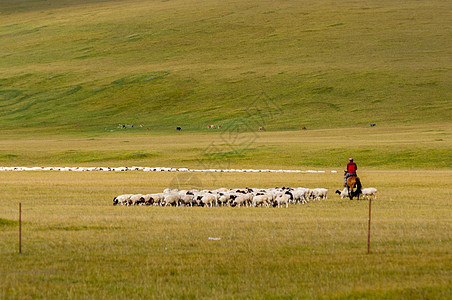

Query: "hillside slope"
(0, 0), (450, 133)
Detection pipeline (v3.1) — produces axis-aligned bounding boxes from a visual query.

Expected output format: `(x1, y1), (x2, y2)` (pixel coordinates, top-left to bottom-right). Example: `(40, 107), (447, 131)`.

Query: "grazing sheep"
(252, 194), (271, 207)
(218, 194), (233, 206)
(142, 194), (154, 205)
(292, 188), (308, 204)
(312, 188), (328, 201)
(201, 194), (217, 207)
(113, 194), (132, 206)
(335, 188), (349, 199)
(163, 194), (180, 206)
(180, 194), (194, 206)
(275, 194), (290, 208)
(361, 188), (378, 200)
(113, 186), (331, 208)
(231, 195), (247, 207)
(129, 194), (144, 206)
(150, 193), (164, 206)
(163, 188), (178, 194)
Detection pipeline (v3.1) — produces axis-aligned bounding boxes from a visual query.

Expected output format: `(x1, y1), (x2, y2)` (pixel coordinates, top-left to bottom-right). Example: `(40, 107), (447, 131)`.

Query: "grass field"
(1, 0), (451, 133)
(1, 0), (451, 298)
(0, 125), (451, 170)
(1, 170), (451, 299)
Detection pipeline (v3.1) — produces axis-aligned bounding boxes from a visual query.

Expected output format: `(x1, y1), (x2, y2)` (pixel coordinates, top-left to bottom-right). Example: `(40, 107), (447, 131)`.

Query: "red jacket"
(347, 162), (357, 175)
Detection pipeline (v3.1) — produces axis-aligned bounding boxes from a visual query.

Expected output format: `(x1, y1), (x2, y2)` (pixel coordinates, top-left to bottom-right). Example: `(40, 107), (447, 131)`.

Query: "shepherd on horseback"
(344, 157), (357, 186)
(344, 158), (362, 199)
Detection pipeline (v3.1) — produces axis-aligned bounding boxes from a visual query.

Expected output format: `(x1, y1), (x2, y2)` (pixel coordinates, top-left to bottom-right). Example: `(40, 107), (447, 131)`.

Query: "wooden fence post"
(367, 198), (371, 254)
(19, 202), (22, 254)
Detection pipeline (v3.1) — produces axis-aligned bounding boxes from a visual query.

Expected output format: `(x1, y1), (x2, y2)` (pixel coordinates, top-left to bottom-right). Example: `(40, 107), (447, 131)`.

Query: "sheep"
(360, 188), (378, 200)
(335, 188), (349, 199)
(141, 194), (154, 205)
(113, 186), (331, 208)
(218, 194), (233, 206)
(252, 194), (271, 207)
(163, 194), (180, 206)
(113, 194), (132, 206)
(163, 188), (178, 194)
(150, 193), (164, 206)
(274, 194), (290, 208)
(129, 194), (145, 206)
(231, 195), (247, 207)
(291, 188), (307, 204)
(201, 194), (217, 207)
(312, 188), (328, 201)
(180, 194), (194, 206)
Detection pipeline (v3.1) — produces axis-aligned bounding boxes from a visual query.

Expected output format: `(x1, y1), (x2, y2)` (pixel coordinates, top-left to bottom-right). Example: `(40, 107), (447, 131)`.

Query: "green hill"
(0, 0), (450, 133)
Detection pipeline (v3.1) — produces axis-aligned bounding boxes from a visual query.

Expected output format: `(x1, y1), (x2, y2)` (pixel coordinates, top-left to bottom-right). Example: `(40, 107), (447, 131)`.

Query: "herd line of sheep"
(113, 187), (329, 208)
(0, 166), (333, 173)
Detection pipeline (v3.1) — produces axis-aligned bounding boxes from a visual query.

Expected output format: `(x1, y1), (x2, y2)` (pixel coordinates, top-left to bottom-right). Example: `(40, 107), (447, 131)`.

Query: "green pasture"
(0, 0), (451, 133)
(1, 171), (451, 299)
(0, 0), (451, 298)
(0, 125), (451, 169)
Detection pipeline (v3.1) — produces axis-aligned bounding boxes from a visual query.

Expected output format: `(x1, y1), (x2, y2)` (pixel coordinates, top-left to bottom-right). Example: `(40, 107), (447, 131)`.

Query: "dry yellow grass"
(0, 170), (451, 298)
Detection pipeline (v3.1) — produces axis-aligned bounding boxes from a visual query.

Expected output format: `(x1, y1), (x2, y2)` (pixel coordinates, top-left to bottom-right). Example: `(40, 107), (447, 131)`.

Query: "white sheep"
(129, 194), (144, 205)
(163, 194), (180, 206)
(361, 188), (378, 200)
(113, 194), (132, 206)
(232, 195), (247, 207)
(163, 188), (178, 194)
(180, 194), (194, 206)
(201, 194), (217, 207)
(335, 188), (349, 199)
(275, 194), (290, 208)
(142, 194), (153, 205)
(151, 193), (165, 206)
(252, 194), (271, 207)
(218, 194), (231, 206)
(312, 188), (328, 201)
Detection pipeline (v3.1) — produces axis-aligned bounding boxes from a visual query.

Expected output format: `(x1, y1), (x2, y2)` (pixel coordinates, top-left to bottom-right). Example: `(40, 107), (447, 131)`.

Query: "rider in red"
(344, 157), (357, 186)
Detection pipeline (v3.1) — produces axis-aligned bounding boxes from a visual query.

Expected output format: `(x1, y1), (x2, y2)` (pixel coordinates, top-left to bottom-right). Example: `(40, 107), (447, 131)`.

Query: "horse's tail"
(355, 177), (362, 194)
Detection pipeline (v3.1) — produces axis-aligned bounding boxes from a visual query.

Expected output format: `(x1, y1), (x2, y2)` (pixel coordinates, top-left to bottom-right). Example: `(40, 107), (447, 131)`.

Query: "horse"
(346, 174), (362, 200)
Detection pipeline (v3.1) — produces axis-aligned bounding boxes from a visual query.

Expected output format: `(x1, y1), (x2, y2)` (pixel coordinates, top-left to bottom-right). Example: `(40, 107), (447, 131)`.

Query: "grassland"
(1, 170), (451, 299)
(0, 125), (450, 170)
(0, 0), (451, 298)
(1, 0), (451, 133)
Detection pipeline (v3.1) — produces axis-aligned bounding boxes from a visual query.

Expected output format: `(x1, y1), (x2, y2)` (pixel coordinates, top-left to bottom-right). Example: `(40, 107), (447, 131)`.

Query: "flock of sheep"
(113, 187), (329, 208)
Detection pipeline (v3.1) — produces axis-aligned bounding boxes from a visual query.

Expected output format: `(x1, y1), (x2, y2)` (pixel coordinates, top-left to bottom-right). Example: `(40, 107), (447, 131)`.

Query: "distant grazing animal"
(302, 126), (307, 130)
(258, 126), (265, 131)
(176, 127), (181, 131)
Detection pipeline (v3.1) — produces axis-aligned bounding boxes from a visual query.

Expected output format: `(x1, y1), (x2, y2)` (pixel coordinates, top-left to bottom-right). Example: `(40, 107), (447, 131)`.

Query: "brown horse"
(346, 175), (362, 200)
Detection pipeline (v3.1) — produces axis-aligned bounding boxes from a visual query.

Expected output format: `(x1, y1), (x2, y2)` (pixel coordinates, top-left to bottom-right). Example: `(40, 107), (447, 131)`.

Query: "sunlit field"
(1, 0), (451, 298)
(0, 124), (451, 170)
(0, 170), (451, 299)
